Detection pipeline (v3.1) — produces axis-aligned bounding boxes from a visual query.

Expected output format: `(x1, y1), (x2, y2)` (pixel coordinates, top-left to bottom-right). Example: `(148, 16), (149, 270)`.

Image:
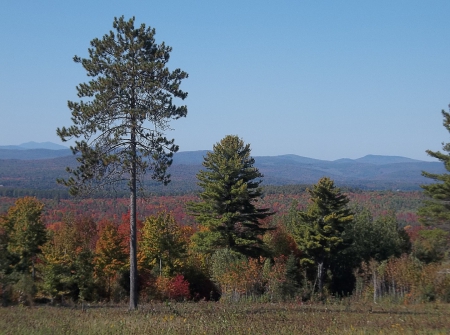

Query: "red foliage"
(404, 225), (425, 242)
(167, 274), (191, 301)
(268, 225), (301, 258)
(117, 212), (143, 254)
(74, 216), (98, 251)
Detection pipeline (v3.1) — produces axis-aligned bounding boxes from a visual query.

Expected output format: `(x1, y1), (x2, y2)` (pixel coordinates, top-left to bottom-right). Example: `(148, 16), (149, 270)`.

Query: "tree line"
(1, 134), (449, 305)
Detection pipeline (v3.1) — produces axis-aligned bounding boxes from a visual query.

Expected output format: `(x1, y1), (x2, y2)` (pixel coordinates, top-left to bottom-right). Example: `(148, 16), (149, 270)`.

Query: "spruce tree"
(282, 253), (300, 298)
(419, 108), (450, 229)
(57, 16), (188, 309)
(291, 177), (353, 295)
(188, 135), (273, 258)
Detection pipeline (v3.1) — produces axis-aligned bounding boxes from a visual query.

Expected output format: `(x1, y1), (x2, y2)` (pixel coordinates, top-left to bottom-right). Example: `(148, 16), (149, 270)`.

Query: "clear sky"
(1, 1), (449, 161)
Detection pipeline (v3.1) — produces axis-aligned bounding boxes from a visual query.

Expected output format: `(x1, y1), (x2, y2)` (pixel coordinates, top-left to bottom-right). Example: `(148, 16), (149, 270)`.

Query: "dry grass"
(0, 301), (449, 334)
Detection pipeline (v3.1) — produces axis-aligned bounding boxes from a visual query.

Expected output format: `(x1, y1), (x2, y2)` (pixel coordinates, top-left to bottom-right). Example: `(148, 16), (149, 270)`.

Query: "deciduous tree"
(329, 207), (410, 295)
(139, 212), (186, 277)
(347, 207), (411, 263)
(40, 216), (96, 302)
(0, 214), (12, 303)
(57, 16), (188, 309)
(95, 221), (127, 300)
(412, 228), (449, 263)
(5, 197), (46, 280)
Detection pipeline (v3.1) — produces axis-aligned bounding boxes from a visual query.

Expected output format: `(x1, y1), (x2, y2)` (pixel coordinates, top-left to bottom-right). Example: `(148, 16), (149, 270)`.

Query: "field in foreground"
(1, 302), (449, 334)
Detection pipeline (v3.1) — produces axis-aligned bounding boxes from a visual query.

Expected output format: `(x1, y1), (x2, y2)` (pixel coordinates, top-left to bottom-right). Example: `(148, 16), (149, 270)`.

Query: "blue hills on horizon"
(0, 143), (444, 190)
(0, 141), (69, 151)
(0, 142), (435, 165)
(171, 151), (425, 165)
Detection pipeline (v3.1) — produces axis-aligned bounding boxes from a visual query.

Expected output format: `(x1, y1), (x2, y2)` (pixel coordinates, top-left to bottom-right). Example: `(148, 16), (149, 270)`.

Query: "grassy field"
(0, 302), (449, 334)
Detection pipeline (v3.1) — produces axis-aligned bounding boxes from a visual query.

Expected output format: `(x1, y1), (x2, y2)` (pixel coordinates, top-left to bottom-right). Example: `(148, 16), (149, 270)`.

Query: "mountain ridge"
(0, 141), (68, 151)
(0, 143), (432, 164)
(0, 148), (445, 192)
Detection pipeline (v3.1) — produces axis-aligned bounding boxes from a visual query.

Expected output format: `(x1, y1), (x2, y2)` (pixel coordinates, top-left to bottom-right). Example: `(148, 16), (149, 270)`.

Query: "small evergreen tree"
(188, 135), (273, 258)
(281, 254), (301, 299)
(291, 177), (353, 295)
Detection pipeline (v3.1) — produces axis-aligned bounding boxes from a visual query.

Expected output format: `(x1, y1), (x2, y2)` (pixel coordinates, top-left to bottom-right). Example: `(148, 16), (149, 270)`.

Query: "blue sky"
(1, 1), (449, 160)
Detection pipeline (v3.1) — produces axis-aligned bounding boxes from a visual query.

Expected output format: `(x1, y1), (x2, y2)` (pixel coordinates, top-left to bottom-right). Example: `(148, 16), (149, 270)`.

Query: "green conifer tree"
(56, 16), (188, 309)
(188, 135), (273, 258)
(419, 108), (450, 229)
(291, 177), (353, 295)
(281, 253), (300, 299)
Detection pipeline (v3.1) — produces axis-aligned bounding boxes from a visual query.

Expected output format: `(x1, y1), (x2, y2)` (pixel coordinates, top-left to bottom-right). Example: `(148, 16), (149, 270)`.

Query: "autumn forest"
(1, 15), (450, 334)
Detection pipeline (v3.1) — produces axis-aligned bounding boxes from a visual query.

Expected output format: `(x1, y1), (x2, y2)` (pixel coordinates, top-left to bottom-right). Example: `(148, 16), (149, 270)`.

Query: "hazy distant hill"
(172, 150), (209, 164)
(353, 155), (422, 165)
(252, 153), (444, 189)
(0, 146), (445, 194)
(0, 149), (72, 160)
(0, 141), (68, 150)
(0, 142), (71, 159)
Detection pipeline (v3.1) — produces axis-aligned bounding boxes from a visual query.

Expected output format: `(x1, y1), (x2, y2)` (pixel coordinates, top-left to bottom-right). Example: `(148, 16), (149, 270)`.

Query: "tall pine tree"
(188, 135), (273, 258)
(57, 16), (188, 309)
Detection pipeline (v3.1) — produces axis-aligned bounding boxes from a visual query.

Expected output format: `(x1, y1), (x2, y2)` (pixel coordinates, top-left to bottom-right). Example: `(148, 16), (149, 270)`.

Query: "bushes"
(209, 249), (304, 302)
(154, 275), (191, 301)
(355, 255), (450, 303)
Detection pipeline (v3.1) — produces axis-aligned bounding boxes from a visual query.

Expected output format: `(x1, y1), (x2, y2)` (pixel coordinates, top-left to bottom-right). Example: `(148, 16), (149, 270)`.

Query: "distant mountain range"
(0, 142), (70, 159)
(171, 151), (444, 190)
(0, 143), (445, 192)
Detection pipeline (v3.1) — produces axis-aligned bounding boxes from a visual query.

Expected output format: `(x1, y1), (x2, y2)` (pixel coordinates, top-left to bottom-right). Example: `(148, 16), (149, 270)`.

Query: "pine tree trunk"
(129, 129), (138, 310)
